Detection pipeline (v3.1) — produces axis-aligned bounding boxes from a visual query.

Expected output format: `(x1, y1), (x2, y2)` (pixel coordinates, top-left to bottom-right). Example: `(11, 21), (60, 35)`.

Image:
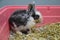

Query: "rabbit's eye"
(32, 15), (39, 20)
(35, 15), (39, 19)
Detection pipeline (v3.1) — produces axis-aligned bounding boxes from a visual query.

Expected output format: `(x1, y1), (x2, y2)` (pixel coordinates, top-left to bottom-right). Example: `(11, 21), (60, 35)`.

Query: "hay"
(9, 22), (60, 40)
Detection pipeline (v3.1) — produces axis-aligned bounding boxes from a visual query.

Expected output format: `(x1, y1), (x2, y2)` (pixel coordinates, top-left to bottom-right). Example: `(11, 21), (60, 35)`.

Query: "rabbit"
(9, 3), (42, 35)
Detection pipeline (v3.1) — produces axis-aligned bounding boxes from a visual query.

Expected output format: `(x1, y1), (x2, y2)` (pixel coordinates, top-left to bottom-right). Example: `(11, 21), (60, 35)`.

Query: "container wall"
(0, 6), (60, 40)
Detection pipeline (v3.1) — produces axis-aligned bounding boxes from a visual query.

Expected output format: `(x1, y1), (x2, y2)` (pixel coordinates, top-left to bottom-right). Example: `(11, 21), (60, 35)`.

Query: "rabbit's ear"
(28, 3), (35, 12)
(27, 3), (35, 16)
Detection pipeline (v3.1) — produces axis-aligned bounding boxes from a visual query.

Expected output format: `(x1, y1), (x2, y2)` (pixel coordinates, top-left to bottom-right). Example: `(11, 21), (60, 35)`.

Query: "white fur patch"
(35, 10), (42, 19)
(16, 16), (36, 31)
(25, 16), (36, 28)
(35, 10), (43, 23)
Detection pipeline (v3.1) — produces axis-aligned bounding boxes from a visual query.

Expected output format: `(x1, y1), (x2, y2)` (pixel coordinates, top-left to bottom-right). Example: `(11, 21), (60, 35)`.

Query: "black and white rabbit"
(9, 3), (42, 34)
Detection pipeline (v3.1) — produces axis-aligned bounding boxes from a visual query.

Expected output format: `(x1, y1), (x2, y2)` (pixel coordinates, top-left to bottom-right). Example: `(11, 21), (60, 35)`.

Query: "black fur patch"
(9, 10), (29, 27)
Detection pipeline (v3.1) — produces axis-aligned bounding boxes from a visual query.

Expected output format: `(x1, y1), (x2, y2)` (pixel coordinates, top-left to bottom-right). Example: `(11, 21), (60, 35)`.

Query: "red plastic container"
(0, 6), (60, 40)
